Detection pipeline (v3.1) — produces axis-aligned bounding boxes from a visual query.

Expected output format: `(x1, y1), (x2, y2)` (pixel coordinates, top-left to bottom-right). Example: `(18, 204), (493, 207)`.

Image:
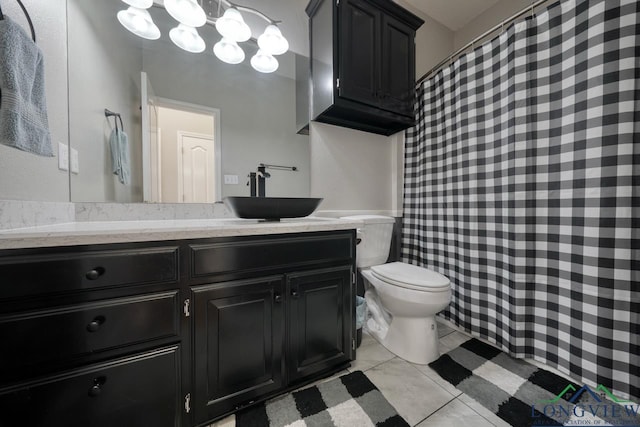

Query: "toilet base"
(371, 315), (440, 365)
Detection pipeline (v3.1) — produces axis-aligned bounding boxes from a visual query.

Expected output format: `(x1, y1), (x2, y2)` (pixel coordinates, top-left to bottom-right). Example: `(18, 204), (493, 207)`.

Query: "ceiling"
(402, 0), (501, 31)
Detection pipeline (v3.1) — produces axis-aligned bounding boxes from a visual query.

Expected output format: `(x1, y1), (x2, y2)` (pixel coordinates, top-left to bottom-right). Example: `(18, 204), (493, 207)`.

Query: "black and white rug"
(429, 338), (640, 427)
(236, 370), (409, 427)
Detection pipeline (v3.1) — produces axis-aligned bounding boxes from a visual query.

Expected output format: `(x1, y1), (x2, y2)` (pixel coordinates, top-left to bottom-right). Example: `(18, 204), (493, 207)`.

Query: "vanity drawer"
(0, 346), (180, 427)
(190, 233), (354, 279)
(0, 291), (179, 374)
(0, 245), (179, 300)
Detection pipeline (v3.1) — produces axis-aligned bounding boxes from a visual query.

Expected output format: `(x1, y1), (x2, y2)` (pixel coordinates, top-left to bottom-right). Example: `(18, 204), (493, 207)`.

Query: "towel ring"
(0, 0), (37, 42)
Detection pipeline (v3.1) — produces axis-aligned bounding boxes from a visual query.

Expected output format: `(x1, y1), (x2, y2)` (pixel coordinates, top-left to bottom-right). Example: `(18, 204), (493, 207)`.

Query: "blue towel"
(108, 128), (130, 185)
(0, 16), (53, 156)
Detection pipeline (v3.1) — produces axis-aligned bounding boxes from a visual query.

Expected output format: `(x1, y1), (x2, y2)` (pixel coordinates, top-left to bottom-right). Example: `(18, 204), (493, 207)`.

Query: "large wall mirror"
(67, 0), (310, 203)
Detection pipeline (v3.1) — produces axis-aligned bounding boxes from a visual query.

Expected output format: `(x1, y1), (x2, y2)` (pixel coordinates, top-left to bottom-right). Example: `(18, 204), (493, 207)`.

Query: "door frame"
(146, 96), (222, 202)
(177, 131), (217, 203)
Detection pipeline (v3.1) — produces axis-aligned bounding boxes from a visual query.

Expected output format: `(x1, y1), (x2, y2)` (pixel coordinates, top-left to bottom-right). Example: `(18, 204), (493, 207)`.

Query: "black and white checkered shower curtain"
(402, 0), (639, 400)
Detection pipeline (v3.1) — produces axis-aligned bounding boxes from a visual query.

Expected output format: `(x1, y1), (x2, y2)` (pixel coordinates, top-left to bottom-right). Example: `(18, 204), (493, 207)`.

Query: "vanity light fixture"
(250, 49), (278, 73)
(117, 0), (289, 73)
(117, 6), (160, 40)
(213, 37), (245, 64)
(169, 24), (206, 53)
(164, 0), (207, 28)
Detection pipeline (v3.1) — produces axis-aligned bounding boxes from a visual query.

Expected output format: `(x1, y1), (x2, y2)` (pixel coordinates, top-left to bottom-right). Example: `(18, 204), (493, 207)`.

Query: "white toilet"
(342, 215), (451, 365)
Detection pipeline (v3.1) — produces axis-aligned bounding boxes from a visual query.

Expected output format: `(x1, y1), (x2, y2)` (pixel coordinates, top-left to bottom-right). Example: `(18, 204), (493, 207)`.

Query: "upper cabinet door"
(338, 0), (381, 107)
(380, 14), (416, 117)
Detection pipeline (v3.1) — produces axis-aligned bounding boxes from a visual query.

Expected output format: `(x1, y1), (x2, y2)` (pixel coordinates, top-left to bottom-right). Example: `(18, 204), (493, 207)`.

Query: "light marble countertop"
(0, 217), (363, 250)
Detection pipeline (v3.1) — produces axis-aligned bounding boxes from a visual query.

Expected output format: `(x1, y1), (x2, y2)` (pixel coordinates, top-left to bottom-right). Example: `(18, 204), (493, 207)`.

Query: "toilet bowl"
(362, 262), (450, 364)
(341, 215), (451, 365)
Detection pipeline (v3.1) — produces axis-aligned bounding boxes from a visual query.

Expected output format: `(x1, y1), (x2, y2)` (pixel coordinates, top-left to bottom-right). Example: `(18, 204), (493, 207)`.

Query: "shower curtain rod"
(417, 0), (553, 85)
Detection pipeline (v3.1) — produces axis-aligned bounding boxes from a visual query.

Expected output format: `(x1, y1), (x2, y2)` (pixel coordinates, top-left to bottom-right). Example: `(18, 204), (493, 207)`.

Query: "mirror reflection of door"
(178, 132), (216, 203)
(142, 71), (221, 203)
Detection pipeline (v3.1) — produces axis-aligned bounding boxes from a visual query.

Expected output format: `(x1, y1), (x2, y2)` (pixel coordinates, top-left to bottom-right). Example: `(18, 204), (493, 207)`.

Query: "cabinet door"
(192, 277), (285, 424)
(0, 346), (180, 427)
(338, 0), (381, 107)
(288, 266), (352, 382)
(380, 14), (416, 117)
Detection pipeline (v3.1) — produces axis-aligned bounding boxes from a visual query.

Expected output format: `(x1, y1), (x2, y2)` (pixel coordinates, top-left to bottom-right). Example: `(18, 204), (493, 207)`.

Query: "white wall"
(453, 0), (533, 50)
(0, 0), (69, 202)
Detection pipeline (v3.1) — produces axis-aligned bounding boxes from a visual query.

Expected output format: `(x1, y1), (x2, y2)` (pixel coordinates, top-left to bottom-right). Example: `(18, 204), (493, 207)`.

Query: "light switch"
(70, 148), (79, 174)
(58, 143), (69, 171)
(224, 174), (239, 185)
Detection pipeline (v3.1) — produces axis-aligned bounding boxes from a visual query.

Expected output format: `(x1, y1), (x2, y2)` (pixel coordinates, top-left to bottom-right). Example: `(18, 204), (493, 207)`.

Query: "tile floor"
(211, 319), (512, 427)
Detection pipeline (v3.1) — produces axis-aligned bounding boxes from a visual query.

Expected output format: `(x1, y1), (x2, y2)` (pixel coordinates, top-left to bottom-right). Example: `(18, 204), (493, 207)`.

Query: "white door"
(179, 133), (216, 203)
(141, 72), (160, 202)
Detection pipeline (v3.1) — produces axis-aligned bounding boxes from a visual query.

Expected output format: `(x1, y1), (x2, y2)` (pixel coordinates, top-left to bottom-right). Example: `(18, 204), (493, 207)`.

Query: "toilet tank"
(341, 215), (395, 268)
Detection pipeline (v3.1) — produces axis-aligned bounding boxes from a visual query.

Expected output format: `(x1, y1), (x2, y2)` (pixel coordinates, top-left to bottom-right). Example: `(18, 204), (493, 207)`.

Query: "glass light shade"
(169, 24), (205, 53)
(117, 7), (160, 40)
(215, 8), (251, 42)
(251, 50), (279, 73)
(213, 38), (245, 64)
(122, 0), (153, 8)
(257, 24), (289, 55)
(164, 0), (206, 27)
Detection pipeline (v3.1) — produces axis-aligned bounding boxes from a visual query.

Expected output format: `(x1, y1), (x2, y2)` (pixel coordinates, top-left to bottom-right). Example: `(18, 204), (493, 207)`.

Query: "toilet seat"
(370, 262), (449, 292)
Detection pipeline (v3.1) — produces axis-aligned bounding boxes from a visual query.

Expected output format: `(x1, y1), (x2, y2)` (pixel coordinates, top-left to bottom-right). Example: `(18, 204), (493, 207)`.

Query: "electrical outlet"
(70, 148), (79, 174)
(58, 143), (69, 171)
(224, 174), (239, 185)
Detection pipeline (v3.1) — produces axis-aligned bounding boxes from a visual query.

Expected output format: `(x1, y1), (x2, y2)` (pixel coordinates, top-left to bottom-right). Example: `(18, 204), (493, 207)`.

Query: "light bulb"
(213, 38), (245, 64)
(170, 24), (205, 53)
(257, 24), (289, 55)
(122, 0), (153, 8)
(215, 8), (251, 42)
(117, 7), (160, 40)
(164, 0), (207, 28)
(251, 49), (278, 73)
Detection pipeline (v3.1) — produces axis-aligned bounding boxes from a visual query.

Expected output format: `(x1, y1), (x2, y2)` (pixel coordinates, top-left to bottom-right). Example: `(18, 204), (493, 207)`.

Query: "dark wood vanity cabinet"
(307, 0), (423, 136)
(0, 242), (183, 427)
(0, 230), (356, 427)
(187, 232), (355, 424)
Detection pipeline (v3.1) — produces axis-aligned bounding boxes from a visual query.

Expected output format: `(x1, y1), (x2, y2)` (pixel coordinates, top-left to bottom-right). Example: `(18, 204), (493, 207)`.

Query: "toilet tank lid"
(340, 215), (395, 224)
(371, 262), (450, 289)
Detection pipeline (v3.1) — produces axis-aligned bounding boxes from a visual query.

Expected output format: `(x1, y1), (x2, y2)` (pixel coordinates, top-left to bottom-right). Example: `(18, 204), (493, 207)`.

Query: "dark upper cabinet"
(307, 0), (423, 136)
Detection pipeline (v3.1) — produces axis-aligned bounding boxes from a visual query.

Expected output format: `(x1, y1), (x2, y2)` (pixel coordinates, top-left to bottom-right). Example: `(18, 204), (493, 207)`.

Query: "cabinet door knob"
(86, 316), (105, 332)
(88, 376), (106, 397)
(85, 267), (105, 280)
(291, 290), (299, 299)
(274, 294), (282, 303)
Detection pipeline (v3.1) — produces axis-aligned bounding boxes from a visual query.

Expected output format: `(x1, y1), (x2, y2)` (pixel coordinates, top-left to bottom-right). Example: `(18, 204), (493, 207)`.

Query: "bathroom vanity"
(0, 219), (358, 426)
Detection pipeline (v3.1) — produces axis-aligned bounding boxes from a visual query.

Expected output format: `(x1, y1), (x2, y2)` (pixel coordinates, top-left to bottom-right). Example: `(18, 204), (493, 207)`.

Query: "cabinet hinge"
(183, 299), (190, 317)
(184, 393), (191, 414)
(336, 78), (340, 89)
(352, 338), (356, 351)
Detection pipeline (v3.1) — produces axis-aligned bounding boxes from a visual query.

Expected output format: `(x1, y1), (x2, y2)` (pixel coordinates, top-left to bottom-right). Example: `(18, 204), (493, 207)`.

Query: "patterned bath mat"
(236, 370), (409, 427)
(429, 338), (640, 427)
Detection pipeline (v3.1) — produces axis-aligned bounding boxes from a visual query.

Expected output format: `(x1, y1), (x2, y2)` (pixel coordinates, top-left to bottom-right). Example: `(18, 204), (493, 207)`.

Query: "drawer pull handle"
(274, 294), (282, 303)
(86, 316), (106, 333)
(291, 290), (299, 299)
(88, 376), (106, 397)
(85, 267), (105, 280)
